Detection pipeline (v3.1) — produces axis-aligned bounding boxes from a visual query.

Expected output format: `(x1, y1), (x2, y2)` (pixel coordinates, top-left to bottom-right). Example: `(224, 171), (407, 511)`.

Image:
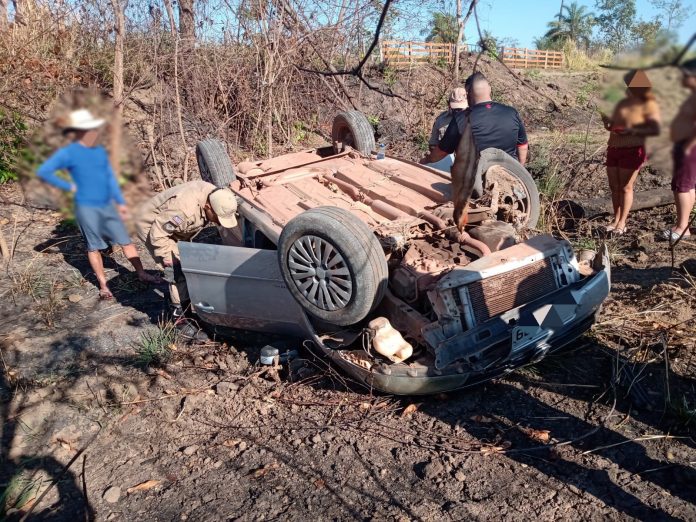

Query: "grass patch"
(669, 395), (696, 429)
(0, 472), (42, 516)
(136, 321), (177, 367)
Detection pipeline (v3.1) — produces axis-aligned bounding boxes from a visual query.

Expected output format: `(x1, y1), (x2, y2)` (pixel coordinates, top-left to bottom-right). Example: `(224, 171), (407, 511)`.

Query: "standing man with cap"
(136, 180), (238, 337)
(601, 69), (661, 236)
(428, 73), (530, 166)
(663, 58), (696, 241)
(420, 87), (469, 171)
(36, 108), (163, 300)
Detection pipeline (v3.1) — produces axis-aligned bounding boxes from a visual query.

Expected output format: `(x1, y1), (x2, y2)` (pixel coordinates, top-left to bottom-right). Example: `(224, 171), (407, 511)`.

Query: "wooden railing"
(380, 41), (564, 69)
(380, 40), (462, 66)
(499, 47), (564, 69)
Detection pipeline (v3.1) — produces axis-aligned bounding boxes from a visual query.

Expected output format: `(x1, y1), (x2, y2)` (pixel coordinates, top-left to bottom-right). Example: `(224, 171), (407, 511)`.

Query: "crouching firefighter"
(136, 180), (238, 340)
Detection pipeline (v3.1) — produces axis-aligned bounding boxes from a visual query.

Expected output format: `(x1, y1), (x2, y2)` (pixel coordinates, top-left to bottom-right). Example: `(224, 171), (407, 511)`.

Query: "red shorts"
(672, 141), (696, 193)
(605, 146), (646, 171)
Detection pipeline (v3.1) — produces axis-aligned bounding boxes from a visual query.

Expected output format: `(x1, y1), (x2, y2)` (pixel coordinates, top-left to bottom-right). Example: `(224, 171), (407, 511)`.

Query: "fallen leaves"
(401, 404), (418, 417)
(126, 480), (160, 494)
(520, 427), (551, 443)
(480, 441), (512, 456)
(469, 415), (495, 424)
(248, 461), (280, 479)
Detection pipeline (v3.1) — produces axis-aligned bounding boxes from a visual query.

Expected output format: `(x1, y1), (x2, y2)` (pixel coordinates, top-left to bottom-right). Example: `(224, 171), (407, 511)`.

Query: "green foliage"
(422, 12), (459, 44)
(576, 79), (600, 105)
(479, 30), (498, 58)
(525, 69), (542, 81)
(366, 114), (380, 127)
(0, 110), (27, 183)
(602, 85), (625, 104)
(414, 130), (429, 153)
(136, 322), (176, 367)
(594, 0), (637, 52)
(543, 2), (595, 49)
(383, 66), (398, 88)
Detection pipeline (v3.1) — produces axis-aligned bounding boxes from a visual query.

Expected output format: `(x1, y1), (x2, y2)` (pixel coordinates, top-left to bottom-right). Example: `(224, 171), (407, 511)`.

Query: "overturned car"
(180, 112), (610, 395)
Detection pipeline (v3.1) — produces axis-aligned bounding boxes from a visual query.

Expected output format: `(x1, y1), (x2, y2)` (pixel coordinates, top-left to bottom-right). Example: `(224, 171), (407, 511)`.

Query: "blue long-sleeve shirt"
(36, 143), (125, 207)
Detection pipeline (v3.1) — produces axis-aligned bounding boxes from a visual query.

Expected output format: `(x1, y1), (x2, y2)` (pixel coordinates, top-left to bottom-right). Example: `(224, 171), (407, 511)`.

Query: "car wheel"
(479, 148), (540, 230)
(332, 111), (376, 156)
(278, 207), (388, 326)
(196, 139), (237, 188)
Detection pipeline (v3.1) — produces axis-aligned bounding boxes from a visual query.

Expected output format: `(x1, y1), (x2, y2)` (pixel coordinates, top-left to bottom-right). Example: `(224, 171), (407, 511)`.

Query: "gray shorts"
(75, 204), (132, 252)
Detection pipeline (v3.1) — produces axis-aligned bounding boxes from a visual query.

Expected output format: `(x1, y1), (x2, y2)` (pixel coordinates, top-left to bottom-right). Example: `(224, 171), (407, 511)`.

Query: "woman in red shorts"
(601, 70), (661, 236)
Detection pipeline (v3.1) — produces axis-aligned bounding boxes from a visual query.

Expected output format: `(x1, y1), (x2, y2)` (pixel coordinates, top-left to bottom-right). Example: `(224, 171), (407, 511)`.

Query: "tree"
(179, 0), (195, 41)
(544, 2), (594, 49)
(594, 0), (637, 52)
(422, 12), (458, 43)
(649, 0), (688, 31)
(631, 18), (663, 49)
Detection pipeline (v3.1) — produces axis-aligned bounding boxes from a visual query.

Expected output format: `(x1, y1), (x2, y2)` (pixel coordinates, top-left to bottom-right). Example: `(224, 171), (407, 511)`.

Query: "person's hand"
(117, 204), (129, 221)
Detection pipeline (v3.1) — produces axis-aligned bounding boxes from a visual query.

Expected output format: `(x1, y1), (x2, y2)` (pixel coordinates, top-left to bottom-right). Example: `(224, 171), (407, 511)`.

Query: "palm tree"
(544, 1), (594, 49)
(422, 12), (459, 44)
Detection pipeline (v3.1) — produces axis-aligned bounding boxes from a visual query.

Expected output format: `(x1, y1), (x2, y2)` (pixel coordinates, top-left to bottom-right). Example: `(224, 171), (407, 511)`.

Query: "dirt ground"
(2, 63), (696, 520)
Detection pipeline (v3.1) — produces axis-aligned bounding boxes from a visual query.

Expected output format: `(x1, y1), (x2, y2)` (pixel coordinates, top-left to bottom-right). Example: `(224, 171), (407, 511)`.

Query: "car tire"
(478, 148), (540, 230)
(332, 111), (376, 156)
(196, 139), (237, 188)
(278, 207), (388, 326)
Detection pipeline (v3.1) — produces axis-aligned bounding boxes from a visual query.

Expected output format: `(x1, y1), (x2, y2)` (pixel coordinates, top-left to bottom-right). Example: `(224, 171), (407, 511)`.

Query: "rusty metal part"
(467, 257), (557, 324)
(377, 290), (431, 343)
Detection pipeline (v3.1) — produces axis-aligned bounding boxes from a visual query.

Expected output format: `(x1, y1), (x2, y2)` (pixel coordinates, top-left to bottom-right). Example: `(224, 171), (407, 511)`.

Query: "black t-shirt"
(439, 101), (528, 159)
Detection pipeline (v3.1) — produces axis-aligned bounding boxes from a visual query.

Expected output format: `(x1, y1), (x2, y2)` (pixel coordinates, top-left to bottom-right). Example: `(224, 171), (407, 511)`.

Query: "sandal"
(611, 227), (626, 237)
(662, 229), (692, 242)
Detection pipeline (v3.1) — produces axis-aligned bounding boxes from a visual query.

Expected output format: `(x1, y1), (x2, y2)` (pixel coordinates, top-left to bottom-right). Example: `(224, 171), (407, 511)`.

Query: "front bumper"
(314, 248), (610, 395)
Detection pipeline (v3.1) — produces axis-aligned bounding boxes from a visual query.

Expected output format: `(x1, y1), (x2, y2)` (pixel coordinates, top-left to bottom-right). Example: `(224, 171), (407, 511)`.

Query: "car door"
(178, 241), (309, 338)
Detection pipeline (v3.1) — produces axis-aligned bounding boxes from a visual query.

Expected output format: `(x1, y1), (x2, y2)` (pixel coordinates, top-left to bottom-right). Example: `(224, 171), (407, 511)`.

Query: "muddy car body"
(180, 116), (610, 395)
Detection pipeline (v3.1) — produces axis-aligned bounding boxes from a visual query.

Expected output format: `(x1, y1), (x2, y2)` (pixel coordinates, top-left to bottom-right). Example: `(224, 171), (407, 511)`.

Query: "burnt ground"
(1, 141), (696, 521)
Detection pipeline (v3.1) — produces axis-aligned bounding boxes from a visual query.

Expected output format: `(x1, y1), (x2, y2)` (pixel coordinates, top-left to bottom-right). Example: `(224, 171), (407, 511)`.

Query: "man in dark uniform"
(428, 72), (529, 166)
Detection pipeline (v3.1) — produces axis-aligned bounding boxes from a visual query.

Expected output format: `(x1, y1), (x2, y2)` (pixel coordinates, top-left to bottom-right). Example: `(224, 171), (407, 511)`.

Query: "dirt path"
(1, 176), (695, 521)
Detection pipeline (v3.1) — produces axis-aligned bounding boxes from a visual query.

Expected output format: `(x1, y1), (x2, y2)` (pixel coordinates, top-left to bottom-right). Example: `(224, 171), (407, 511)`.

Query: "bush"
(0, 110), (27, 183)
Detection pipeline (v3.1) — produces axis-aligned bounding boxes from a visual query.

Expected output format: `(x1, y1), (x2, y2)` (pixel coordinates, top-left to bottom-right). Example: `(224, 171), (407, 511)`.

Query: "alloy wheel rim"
(288, 235), (353, 311)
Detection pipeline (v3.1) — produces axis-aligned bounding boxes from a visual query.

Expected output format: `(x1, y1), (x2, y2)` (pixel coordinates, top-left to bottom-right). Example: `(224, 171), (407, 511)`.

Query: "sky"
(402, 0), (696, 48)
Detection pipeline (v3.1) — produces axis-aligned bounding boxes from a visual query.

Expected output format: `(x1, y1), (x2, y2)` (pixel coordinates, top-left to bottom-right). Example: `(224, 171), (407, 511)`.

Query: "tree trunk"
(178, 0), (195, 41)
(0, 0), (7, 30)
(454, 0), (463, 84)
(109, 0), (125, 178)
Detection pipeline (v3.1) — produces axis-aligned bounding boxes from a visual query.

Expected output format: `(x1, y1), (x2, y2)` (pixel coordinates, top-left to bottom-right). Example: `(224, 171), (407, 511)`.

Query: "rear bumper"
(315, 251), (610, 396)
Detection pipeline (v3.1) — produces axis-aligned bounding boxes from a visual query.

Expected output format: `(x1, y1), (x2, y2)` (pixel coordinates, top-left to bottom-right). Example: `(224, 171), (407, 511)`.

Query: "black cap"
(680, 57), (696, 76)
(465, 72), (487, 91)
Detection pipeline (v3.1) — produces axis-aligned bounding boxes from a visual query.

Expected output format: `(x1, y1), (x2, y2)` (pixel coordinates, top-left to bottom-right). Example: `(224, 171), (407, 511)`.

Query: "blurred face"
(682, 73), (696, 90)
(76, 128), (101, 146)
(628, 87), (650, 99)
(204, 202), (220, 224)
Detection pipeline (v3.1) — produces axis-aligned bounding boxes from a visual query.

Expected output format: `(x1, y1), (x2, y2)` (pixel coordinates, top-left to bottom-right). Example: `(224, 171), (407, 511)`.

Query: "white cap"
(209, 188), (238, 228)
(64, 109), (105, 130)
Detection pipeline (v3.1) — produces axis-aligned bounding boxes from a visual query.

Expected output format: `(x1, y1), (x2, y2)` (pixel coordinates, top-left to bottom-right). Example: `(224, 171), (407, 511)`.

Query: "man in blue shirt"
(37, 109), (162, 299)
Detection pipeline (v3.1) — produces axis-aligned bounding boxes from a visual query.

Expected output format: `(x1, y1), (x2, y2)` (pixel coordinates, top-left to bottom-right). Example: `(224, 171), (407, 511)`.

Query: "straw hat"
(63, 109), (105, 131)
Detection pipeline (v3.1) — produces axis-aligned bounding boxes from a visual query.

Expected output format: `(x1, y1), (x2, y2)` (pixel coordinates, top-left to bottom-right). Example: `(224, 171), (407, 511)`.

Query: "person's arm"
(516, 113), (529, 166)
(36, 148), (75, 192)
(429, 118), (462, 163)
(626, 100), (661, 137)
(517, 144), (529, 166)
(147, 207), (186, 265)
(105, 150), (128, 219)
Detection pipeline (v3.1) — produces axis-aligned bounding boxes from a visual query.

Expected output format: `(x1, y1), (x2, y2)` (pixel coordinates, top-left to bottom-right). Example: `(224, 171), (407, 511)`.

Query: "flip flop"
(99, 289), (114, 300)
(662, 229), (692, 242)
(611, 227), (626, 237)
